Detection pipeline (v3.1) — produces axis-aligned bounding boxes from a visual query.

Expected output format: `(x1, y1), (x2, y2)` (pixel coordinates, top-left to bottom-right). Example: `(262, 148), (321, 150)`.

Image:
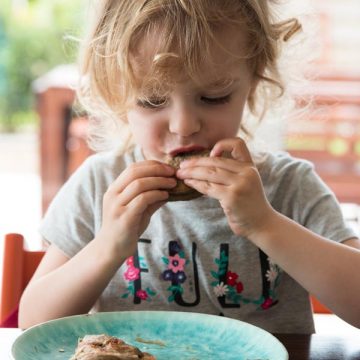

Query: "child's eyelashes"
(201, 94), (232, 105)
(136, 94), (232, 109)
(136, 98), (168, 109)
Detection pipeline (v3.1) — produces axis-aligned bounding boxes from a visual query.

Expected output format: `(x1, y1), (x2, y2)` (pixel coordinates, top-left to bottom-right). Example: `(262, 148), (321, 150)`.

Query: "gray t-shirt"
(40, 146), (357, 334)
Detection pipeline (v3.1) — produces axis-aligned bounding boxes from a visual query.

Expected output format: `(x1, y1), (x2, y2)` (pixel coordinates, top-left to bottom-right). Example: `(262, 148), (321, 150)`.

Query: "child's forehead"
(134, 24), (248, 62)
(130, 25), (250, 90)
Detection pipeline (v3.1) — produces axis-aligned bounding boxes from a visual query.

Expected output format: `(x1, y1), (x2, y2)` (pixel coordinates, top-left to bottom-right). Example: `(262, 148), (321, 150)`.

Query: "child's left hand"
(176, 137), (275, 239)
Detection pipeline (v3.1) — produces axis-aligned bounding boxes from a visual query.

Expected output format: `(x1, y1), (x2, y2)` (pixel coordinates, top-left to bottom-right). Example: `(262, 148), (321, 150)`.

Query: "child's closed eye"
(136, 93), (232, 109)
(201, 94), (232, 105)
(136, 97), (168, 109)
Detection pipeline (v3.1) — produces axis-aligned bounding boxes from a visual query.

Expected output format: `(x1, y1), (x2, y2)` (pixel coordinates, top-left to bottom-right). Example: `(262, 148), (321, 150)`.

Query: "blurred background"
(0, 2), (360, 249)
(0, 0), (88, 247)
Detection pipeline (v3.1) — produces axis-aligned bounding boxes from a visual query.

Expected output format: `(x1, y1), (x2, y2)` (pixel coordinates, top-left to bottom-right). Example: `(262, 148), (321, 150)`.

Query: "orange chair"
(0, 233), (45, 327)
(311, 295), (331, 314)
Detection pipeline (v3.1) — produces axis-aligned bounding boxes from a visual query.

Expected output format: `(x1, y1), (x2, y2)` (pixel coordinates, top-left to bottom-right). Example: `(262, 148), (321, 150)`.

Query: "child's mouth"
(170, 145), (207, 157)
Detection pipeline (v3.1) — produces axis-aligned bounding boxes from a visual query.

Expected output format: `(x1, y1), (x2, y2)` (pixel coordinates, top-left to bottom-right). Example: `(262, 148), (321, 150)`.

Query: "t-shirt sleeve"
(297, 166), (357, 242)
(39, 156), (98, 257)
(271, 156), (358, 243)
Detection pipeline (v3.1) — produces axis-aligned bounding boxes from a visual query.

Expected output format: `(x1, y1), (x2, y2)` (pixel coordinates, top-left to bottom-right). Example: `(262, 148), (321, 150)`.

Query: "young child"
(19, 1), (360, 333)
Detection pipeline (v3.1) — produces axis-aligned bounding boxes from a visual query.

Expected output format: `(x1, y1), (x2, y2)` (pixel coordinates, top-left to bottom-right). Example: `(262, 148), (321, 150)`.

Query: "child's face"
(126, 27), (253, 161)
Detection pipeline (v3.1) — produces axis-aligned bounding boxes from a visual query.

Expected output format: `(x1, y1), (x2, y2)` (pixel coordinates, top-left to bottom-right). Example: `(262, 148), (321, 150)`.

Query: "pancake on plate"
(69, 334), (156, 360)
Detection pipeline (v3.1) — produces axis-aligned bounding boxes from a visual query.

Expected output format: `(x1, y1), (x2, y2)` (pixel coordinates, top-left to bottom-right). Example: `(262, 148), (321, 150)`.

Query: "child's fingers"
(210, 137), (253, 163)
(127, 190), (170, 216)
(177, 163), (240, 186)
(114, 176), (177, 206)
(111, 191), (169, 238)
(179, 156), (244, 174)
(108, 161), (175, 195)
(145, 200), (168, 218)
(183, 164), (260, 201)
(183, 178), (225, 200)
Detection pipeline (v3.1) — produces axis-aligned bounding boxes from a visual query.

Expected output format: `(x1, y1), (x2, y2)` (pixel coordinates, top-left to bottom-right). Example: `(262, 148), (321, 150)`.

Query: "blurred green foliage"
(0, 0), (86, 131)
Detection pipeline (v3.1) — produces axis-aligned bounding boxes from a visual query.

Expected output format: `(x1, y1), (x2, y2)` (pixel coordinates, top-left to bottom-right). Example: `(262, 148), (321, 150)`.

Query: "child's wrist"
(93, 231), (132, 266)
(246, 208), (282, 247)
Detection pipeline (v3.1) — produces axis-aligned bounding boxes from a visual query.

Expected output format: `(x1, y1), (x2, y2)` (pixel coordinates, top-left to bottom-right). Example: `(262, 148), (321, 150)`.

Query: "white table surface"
(0, 328), (22, 360)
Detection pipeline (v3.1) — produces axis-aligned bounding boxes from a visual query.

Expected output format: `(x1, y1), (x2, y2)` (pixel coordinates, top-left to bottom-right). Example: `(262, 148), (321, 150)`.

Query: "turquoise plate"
(12, 311), (288, 359)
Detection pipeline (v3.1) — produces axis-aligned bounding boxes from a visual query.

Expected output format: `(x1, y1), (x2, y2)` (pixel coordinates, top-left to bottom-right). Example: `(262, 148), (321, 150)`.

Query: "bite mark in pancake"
(165, 150), (210, 201)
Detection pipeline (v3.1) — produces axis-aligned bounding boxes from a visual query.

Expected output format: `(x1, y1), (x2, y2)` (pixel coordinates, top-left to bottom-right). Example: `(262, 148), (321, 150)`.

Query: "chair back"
(311, 295), (331, 314)
(0, 233), (45, 327)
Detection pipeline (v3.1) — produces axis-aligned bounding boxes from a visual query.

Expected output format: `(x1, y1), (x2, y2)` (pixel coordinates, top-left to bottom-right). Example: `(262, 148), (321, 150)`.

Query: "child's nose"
(169, 104), (201, 137)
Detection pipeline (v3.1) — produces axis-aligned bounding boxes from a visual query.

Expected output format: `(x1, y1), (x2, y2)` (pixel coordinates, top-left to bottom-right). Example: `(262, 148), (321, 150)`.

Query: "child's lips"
(169, 145), (207, 157)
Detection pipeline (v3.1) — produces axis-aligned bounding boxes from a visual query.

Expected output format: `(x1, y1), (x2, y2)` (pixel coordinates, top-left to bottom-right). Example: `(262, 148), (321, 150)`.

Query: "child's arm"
(177, 137), (360, 328)
(252, 212), (360, 327)
(19, 161), (176, 329)
(18, 240), (125, 329)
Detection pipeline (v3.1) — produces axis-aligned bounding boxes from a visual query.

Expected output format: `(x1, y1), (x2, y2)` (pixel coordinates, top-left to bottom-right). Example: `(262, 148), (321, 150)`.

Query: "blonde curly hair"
(77, 0), (302, 152)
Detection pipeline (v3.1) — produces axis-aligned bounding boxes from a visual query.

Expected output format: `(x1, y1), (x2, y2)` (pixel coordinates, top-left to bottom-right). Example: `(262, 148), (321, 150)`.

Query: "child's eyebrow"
(201, 78), (240, 91)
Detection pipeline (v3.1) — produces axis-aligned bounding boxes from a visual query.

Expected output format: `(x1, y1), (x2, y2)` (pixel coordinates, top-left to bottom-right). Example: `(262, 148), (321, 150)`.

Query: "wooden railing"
(286, 76), (360, 204)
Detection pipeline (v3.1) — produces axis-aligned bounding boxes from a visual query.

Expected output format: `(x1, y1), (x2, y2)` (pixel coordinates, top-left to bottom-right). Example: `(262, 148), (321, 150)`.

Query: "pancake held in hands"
(166, 150), (210, 201)
(69, 334), (156, 359)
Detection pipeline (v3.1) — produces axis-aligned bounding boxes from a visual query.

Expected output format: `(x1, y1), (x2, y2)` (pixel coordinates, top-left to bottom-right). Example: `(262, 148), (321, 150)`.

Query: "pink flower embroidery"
(226, 271), (238, 286)
(136, 289), (148, 300)
(168, 254), (186, 273)
(261, 298), (274, 310)
(124, 266), (140, 281)
(126, 256), (135, 266)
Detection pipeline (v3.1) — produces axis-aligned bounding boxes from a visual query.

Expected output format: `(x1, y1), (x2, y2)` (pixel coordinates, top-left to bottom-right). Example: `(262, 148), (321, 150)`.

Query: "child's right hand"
(96, 161), (176, 260)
